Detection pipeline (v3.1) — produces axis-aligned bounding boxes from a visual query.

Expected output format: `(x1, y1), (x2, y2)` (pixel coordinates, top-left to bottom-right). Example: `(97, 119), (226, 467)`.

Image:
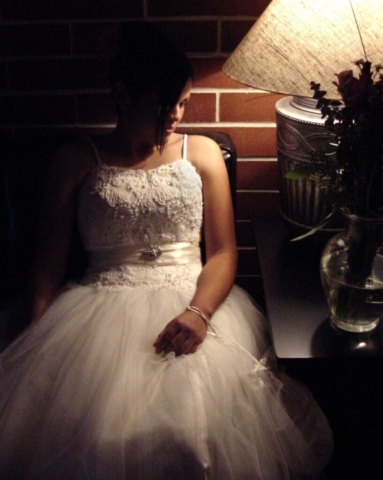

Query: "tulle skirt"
(0, 283), (333, 479)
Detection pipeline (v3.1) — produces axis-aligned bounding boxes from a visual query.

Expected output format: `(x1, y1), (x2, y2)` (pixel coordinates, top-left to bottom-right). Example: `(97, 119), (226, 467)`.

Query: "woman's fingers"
(164, 331), (189, 354)
(153, 313), (206, 355)
(153, 320), (180, 353)
(177, 337), (198, 355)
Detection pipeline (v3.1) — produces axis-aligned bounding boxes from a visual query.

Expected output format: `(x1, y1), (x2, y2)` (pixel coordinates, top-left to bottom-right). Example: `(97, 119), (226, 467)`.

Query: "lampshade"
(223, 0), (383, 99)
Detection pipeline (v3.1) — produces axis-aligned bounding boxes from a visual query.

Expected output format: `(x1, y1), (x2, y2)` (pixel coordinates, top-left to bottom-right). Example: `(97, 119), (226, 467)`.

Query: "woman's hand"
(153, 310), (208, 356)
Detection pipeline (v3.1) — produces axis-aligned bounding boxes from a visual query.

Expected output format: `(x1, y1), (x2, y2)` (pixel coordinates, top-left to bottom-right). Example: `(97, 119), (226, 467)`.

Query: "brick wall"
(0, 0), (280, 225)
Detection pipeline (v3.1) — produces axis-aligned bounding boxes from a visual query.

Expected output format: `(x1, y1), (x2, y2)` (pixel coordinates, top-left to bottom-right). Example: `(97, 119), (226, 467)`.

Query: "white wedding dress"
(0, 136), (333, 479)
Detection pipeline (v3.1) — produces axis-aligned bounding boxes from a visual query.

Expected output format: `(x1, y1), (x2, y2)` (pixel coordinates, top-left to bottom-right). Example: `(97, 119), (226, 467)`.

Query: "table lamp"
(223, 0), (383, 234)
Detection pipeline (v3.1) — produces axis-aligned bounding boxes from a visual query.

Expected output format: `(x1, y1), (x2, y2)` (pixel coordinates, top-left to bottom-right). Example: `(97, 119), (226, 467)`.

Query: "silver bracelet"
(186, 305), (210, 327)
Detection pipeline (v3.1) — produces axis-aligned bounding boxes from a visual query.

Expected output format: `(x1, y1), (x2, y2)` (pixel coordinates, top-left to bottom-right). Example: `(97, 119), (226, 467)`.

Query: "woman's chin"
(165, 124), (178, 136)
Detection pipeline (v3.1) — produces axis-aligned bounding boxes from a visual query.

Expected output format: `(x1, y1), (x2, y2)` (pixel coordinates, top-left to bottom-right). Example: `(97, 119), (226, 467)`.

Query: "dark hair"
(108, 22), (194, 147)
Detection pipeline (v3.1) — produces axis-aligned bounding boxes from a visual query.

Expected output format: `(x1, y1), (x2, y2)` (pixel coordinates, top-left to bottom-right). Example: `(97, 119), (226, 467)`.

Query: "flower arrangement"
(290, 60), (383, 330)
(287, 59), (383, 223)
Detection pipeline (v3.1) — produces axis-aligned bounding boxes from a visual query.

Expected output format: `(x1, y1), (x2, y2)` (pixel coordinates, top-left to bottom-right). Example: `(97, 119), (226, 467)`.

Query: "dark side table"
(253, 217), (383, 480)
(253, 217), (383, 362)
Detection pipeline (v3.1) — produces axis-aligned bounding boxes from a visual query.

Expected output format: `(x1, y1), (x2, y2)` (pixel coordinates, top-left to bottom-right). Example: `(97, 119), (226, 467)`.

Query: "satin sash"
(87, 242), (201, 271)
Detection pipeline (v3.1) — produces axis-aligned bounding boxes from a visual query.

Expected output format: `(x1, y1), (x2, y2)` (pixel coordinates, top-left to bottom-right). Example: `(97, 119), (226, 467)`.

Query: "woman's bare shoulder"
(186, 134), (220, 151)
(186, 134), (225, 174)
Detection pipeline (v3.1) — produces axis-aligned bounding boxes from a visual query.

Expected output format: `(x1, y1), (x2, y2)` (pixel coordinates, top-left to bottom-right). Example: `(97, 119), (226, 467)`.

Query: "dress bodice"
(77, 159), (203, 252)
(76, 153), (204, 294)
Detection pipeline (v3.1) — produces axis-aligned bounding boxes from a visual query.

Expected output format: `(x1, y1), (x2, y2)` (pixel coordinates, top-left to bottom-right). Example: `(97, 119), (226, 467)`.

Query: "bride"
(0, 22), (333, 479)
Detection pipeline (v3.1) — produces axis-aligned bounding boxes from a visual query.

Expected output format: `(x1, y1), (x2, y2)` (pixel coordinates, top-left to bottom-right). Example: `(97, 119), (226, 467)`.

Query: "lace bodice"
(76, 155), (203, 295)
(78, 159), (203, 251)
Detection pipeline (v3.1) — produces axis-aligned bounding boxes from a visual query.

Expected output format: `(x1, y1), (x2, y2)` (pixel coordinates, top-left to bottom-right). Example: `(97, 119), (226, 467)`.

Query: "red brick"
(10, 127), (81, 138)
(0, 62), (7, 90)
(220, 93), (284, 123)
(1, 94), (76, 125)
(237, 160), (279, 190)
(76, 88), (216, 127)
(9, 58), (107, 91)
(72, 20), (217, 57)
(236, 191), (280, 220)
(0, 95), (12, 124)
(1, 0), (142, 20)
(77, 92), (216, 125)
(191, 58), (243, 89)
(14, 125), (114, 139)
(231, 127), (277, 157)
(177, 126), (277, 157)
(0, 24), (70, 57)
(183, 93), (216, 123)
(77, 93), (117, 124)
(156, 22), (217, 54)
(148, 0), (271, 16)
(76, 126), (114, 137)
(72, 22), (118, 56)
(222, 127), (277, 157)
(221, 21), (254, 53)
(0, 127), (14, 137)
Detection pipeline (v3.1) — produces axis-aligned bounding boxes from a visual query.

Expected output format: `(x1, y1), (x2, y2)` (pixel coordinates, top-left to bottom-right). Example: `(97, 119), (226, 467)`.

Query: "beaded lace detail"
(77, 159), (203, 295)
(80, 263), (202, 297)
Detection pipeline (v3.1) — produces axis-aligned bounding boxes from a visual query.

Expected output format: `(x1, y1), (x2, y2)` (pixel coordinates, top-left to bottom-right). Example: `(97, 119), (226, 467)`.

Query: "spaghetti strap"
(84, 136), (103, 166)
(182, 134), (188, 160)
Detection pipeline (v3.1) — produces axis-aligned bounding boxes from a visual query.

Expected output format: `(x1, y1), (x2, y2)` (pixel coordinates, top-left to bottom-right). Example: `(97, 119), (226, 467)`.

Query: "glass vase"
(320, 210), (383, 332)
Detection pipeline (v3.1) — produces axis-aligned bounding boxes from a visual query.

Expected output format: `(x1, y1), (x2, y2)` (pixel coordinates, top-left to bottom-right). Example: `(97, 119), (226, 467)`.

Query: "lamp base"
(276, 96), (340, 235)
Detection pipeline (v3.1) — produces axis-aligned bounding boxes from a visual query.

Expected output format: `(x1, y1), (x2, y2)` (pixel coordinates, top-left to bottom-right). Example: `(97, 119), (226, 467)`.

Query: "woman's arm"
(188, 136), (238, 315)
(26, 142), (91, 324)
(153, 136), (237, 355)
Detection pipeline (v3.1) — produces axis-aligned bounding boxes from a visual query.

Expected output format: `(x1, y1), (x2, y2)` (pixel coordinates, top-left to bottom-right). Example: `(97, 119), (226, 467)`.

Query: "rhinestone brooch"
(142, 245), (163, 260)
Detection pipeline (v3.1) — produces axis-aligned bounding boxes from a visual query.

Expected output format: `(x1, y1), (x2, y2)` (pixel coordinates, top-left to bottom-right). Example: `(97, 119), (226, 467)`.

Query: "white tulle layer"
(0, 284), (333, 480)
